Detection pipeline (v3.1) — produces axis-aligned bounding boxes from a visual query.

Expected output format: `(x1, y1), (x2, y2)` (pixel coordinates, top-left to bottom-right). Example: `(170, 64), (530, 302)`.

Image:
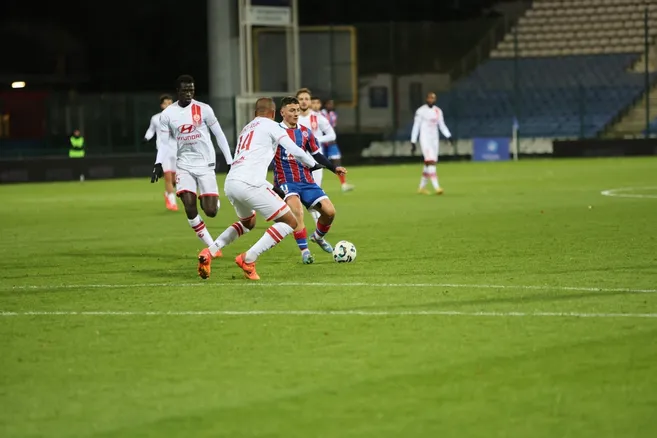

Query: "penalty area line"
(1, 310), (657, 319)
(5, 282), (657, 294)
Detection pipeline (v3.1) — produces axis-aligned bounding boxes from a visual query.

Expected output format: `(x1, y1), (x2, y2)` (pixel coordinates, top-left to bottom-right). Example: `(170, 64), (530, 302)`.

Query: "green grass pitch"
(1, 157), (656, 437)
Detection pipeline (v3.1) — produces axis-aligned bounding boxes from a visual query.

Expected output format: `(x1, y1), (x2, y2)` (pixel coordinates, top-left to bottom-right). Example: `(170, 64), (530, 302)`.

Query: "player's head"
(324, 98), (334, 111)
(176, 75), (195, 106)
(280, 96), (300, 127)
(295, 87), (312, 111)
(254, 97), (276, 120)
(160, 94), (173, 110)
(311, 96), (322, 111)
(426, 92), (436, 107)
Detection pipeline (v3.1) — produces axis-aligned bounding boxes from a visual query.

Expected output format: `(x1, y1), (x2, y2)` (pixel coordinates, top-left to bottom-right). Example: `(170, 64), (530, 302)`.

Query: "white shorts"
(224, 179), (290, 222)
(175, 168), (219, 197)
(162, 154), (176, 173)
(421, 142), (439, 163)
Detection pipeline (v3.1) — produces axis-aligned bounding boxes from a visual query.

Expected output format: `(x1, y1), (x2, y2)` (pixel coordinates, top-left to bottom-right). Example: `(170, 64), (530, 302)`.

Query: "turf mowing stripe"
(2, 310), (657, 318)
(5, 282), (657, 294)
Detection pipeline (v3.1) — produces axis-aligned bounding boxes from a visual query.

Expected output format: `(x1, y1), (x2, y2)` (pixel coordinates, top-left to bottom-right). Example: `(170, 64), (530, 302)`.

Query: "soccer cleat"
(212, 249), (223, 258)
(197, 248), (213, 280)
(235, 253), (260, 281)
(310, 235), (333, 253)
(435, 188), (444, 195)
(341, 183), (355, 192)
(418, 188), (430, 195)
(165, 194), (178, 211)
(301, 250), (315, 264)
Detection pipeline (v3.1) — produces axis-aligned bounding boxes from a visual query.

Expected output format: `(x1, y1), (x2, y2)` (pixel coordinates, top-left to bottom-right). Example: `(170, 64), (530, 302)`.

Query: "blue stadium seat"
(398, 54), (657, 139)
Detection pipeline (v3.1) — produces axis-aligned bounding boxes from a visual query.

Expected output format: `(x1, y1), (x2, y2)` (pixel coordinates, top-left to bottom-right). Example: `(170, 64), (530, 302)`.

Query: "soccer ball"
(332, 240), (357, 263)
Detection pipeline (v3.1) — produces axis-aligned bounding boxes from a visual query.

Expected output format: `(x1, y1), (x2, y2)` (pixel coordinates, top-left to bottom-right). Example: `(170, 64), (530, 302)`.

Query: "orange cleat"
(198, 248), (213, 279)
(165, 194), (178, 211)
(235, 253), (260, 281)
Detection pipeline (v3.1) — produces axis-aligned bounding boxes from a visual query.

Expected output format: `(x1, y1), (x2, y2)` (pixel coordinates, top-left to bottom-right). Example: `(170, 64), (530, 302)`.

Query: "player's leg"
(194, 173), (224, 278)
(235, 186), (298, 280)
(304, 189), (334, 253)
(284, 190), (313, 264)
(162, 156), (177, 211)
(176, 170), (215, 247)
(310, 169), (323, 223)
(328, 145), (354, 192)
(199, 182), (256, 280)
(425, 142), (441, 194)
(310, 199), (335, 253)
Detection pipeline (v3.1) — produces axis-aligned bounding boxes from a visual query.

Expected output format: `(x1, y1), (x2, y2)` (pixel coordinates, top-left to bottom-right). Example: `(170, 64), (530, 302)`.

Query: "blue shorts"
(277, 181), (328, 210)
(323, 144), (341, 160)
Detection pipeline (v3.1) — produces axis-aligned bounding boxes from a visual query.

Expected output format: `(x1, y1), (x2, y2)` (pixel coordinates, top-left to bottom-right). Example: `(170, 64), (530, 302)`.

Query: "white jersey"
(298, 110), (336, 145)
(227, 117), (316, 186)
(410, 104), (452, 145)
(157, 99), (233, 173)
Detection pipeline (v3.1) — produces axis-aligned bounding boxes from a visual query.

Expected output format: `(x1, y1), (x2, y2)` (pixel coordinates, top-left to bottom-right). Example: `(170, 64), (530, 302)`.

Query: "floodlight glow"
(11, 81), (26, 89)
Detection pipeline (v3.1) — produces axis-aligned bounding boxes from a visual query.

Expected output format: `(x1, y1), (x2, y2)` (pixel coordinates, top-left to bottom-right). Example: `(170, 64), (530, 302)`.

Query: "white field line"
(1, 310), (656, 319)
(5, 282), (657, 294)
(601, 187), (657, 199)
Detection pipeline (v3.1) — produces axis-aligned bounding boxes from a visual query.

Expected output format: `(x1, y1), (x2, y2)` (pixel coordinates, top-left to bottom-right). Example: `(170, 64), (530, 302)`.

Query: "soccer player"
(410, 92), (453, 195)
(275, 96), (347, 264)
(151, 75), (234, 254)
(198, 97), (323, 281)
(144, 94), (176, 210)
(320, 98), (354, 192)
(296, 88), (336, 222)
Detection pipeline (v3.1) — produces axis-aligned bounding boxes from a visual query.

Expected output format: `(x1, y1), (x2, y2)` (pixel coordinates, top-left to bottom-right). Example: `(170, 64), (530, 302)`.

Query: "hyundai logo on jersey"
(473, 138), (510, 161)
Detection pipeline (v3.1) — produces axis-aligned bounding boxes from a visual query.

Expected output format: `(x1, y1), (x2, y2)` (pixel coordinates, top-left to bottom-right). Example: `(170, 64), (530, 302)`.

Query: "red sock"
(338, 174), (346, 184)
(314, 221), (331, 239)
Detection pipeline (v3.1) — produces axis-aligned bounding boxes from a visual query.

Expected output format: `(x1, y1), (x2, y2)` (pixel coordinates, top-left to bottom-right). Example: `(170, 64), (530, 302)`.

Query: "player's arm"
(152, 114), (172, 182)
(307, 131), (346, 175)
(143, 116), (156, 143)
(315, 115), (336, 144)
(206, 107), (234, 165)
(437, 110), (453, 143)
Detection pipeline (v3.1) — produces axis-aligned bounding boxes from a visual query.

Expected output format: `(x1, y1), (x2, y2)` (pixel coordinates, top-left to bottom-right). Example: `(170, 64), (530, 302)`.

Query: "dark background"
(0, 0), (499, 92)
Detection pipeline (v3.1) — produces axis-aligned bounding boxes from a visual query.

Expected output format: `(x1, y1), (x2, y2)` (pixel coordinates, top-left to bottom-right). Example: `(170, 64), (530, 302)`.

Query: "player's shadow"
(349, 289), (631, 312)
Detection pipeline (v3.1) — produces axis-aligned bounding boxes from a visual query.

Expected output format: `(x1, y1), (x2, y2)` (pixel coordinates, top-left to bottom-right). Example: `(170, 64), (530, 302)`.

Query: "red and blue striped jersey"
(274, 123), (320, 185)
(321, 109), (337, 128)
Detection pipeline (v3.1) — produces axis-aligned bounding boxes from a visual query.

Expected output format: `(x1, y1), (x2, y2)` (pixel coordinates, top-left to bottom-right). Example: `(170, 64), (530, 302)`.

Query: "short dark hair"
(160, 94), (173, 104)
(255, 97), (276, 116)
(176, 75), (194, 88)
(295, 87), (312, 97)
(311, 96), (321, 101)
(280, 96), (299, 108)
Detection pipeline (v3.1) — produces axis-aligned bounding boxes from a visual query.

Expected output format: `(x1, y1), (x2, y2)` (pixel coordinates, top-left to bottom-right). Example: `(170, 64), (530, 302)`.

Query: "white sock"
(245, 222), (293, 263)
(188, 215), (213, 246)
(209, 221), (249, 254)
(310, 209), (320, 223)
(427, 165), (439, 189)
(419, 165), (429, 189)
(167, 192), (176, 204)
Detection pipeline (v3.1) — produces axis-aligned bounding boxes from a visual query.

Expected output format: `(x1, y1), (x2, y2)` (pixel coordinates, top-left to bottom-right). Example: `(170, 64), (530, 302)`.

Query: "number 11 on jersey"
(236, 131), (254, 154)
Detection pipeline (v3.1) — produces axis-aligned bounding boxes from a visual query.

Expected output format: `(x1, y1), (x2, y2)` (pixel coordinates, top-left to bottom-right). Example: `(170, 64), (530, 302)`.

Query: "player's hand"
(141, 137), (149, 144)
(226, 164), (232, 173)
(335, 166), (347, 176)
(151, 163), (163, 183)
(411, 142), (417, 155)
(447, 138), (455, 147)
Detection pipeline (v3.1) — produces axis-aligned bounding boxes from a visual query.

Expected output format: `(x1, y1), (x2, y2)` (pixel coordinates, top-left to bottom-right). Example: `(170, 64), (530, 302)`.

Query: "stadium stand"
(400, 0), (657, 139)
